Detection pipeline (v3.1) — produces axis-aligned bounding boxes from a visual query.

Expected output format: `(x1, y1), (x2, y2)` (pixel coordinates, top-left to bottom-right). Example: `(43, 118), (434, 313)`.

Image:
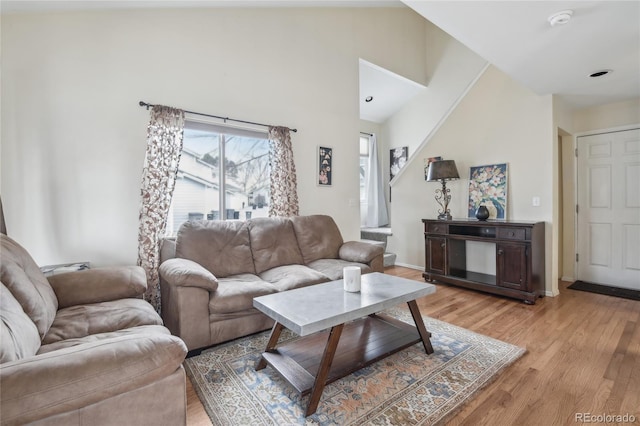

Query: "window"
(166, 120), (270, 236)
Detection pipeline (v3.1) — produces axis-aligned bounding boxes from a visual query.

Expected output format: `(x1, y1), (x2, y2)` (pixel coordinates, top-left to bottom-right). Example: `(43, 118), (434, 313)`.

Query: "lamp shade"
(426, 160), (460, 181)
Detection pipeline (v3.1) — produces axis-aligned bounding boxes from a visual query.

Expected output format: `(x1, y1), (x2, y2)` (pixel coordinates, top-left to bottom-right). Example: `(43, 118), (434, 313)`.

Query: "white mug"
(343, 266), (361, 292)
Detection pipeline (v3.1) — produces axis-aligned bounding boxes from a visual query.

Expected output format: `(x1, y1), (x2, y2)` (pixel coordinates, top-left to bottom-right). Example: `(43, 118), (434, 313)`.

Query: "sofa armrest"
(0, 333), (187, 425)
(159, 258), (219, 292)
(47, 266), (147, 309)
(339, 241), (384, 264)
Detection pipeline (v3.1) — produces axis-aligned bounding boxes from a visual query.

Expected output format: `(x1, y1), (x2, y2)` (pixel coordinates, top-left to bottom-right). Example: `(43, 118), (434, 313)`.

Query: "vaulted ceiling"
(404, 0), (640, 110)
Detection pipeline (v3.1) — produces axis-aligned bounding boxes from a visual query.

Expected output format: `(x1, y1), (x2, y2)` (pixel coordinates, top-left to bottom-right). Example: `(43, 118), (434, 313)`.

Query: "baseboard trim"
(561, 276), (574, 282)
(392, 262), (423, 271)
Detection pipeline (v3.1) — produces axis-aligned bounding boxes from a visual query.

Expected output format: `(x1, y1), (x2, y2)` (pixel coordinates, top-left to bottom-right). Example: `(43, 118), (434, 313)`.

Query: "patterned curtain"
(137, 105), (185, 312)
(268, 126), (299, 217)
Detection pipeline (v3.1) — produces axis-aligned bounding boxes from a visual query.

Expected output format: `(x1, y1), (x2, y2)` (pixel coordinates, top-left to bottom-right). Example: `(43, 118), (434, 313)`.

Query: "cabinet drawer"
(497, 227), (527, 240)
(428, 223), (448, 234)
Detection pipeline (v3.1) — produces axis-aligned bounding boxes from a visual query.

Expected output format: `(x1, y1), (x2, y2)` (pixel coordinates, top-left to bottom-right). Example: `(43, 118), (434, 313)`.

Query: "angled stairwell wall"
(376, 22), (487, 268)
(378, 22), (556, 296)
(385, 64), (554, 294)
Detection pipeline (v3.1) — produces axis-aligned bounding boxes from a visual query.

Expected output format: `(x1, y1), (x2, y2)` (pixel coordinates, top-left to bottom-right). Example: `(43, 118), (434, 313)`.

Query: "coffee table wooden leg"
(407, 300), (434, 354)
(256, 322), (285, 370)
(305, 323), (344, 416)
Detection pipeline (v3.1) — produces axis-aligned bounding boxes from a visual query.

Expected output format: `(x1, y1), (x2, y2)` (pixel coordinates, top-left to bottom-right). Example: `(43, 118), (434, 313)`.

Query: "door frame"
(573, 124), (640, 284)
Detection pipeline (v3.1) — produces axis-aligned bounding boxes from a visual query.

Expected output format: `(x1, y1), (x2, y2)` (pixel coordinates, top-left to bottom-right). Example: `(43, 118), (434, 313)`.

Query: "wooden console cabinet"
(422, 219), (545, 304)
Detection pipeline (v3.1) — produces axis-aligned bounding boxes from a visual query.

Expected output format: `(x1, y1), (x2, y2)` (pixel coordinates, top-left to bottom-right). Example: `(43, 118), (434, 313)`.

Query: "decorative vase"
(475, 205), (490, 221)
(343, 266), (361, 292)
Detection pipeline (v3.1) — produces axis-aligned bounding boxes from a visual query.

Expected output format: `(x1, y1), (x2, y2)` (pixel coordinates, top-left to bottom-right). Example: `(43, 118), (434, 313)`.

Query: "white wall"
(387, 65), (555, 294)
(383, 21), (487, 158)
(381, 21), (486, 219)
(573, 98), (640, 133)
(1, 7), (428, 266)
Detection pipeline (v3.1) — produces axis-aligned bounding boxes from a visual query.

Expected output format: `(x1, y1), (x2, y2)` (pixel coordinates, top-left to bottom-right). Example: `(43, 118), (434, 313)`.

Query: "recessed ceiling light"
(365, 96), (373, 103)
(548, 10), (573, 27)
(589, 70), (613, 78)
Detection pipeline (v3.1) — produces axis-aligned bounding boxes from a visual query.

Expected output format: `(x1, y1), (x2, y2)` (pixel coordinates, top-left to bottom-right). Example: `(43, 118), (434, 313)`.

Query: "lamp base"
(437, 212), (452, 220)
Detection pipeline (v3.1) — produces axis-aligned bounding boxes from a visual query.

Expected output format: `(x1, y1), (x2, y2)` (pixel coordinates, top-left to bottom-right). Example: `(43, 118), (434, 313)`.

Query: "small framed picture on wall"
(318, 146), (333, 186)
(390, 146), (408, 180)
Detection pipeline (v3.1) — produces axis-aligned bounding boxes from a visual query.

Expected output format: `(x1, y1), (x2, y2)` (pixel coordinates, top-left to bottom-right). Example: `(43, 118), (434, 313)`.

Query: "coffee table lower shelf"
(258, 314), (423, 405)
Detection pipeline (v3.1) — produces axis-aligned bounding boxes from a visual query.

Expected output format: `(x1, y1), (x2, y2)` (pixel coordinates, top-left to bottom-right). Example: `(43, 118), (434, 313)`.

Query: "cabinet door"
(426, 236), (447, 275)
(497, 243), (528, 290)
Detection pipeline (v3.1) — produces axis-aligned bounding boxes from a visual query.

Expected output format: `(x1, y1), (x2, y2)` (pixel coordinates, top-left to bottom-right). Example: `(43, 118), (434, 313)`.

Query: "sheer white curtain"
(364, 134), (389, 227)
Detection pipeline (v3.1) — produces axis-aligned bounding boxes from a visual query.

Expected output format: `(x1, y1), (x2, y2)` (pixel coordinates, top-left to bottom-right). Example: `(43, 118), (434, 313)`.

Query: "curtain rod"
(138, 101), (297, 133)
(360, 131), (373, 136)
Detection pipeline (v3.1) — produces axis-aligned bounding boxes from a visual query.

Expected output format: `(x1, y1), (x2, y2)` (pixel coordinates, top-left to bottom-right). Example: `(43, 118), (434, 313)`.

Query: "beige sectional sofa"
(159, 215), (384, 351)
(0, 234), (188, 426)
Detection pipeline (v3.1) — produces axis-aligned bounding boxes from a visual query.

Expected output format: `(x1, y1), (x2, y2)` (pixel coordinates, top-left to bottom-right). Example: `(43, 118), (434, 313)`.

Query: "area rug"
(568, 280), (640, 301)
(185, 308), (525, 425)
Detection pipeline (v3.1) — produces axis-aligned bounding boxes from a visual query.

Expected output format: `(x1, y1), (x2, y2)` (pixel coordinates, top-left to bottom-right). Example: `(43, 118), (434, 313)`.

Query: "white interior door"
(576, 127), (640, 289)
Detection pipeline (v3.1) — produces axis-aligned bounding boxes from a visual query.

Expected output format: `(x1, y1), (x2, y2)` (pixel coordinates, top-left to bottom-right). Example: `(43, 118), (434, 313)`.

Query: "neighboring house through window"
(166, 120), (270, 236)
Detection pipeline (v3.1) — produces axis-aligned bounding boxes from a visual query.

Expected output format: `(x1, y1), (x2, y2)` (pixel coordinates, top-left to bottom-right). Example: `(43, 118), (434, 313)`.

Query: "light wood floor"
(186, 266), (640, 425)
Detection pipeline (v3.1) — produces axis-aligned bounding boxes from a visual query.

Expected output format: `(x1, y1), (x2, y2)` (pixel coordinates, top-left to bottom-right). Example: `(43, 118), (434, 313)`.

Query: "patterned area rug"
(185, 308), (525, 425)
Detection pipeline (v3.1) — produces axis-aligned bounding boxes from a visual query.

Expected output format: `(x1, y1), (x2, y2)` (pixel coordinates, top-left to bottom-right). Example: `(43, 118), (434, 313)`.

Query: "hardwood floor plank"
(185, 266), (640, 426)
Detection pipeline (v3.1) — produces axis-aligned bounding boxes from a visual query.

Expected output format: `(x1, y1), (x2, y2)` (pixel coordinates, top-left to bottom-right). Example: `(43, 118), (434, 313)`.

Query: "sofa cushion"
(42, 299), (163, 345)
(290, 215), (344, 264)
(208, 274), (277, 314)
(37, 325), (170, 355)
(248, 217), (304, 274)
(306, 259), (371, 281)
(259, 264), (330, 292)
(176, 220), (256, 278)
(0, 235), (58, 340)
(47, 266), (148, 309)
(1, 283), (41, 363)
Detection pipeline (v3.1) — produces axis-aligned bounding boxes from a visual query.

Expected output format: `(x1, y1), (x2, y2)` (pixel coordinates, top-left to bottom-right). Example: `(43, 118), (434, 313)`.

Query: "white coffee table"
(253, 272), (436, 416)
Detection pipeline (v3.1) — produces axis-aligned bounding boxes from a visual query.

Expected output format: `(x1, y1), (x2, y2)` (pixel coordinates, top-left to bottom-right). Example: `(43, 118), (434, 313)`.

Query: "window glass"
(359, 136), (369, 203)
(166, 121), (269, 235)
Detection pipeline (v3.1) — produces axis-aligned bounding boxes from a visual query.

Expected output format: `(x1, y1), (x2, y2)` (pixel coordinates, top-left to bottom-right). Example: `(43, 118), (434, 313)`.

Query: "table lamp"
(426, 160), (460, 220)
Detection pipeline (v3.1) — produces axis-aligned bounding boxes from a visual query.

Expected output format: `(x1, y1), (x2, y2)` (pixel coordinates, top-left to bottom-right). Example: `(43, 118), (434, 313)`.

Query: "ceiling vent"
(589, 70), (613, 78)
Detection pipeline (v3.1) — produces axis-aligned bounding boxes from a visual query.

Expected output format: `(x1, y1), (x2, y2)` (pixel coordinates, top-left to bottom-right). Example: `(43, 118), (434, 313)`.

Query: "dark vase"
(475, 205), (490, 221)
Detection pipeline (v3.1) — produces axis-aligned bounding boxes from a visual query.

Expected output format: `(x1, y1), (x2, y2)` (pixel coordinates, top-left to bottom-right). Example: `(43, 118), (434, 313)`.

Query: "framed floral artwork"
(390, 146), (408, 180)
(318, 146), (332, 186)
(468, 163), (508, 219)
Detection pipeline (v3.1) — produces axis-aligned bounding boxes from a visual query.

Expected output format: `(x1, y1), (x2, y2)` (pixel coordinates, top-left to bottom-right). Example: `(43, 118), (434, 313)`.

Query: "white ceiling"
(403, 0), (640, 110)
(0, 0), (403, 13)
(359, 59), (426, 123)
